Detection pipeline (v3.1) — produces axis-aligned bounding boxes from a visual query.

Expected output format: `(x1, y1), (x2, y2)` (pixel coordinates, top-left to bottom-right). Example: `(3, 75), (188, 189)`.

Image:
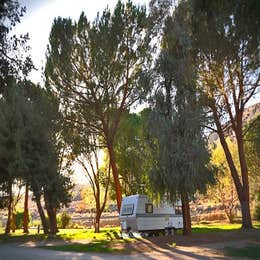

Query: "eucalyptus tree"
(148, 1), (214, 235)
(45, 0), (152, 210)
(192, 0), (260, 229)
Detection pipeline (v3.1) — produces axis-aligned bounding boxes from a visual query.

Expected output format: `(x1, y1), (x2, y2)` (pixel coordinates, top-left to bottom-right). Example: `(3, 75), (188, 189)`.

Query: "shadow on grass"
(42, 240), (129, 254)
(0, 233), (50, 243)
(0, 227), (123, 244)
(223, 246), (260, 259)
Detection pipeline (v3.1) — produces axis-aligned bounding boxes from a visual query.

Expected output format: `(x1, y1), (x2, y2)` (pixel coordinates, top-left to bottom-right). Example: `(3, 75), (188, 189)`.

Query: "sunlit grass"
(57, 227), (121, 241)
(174, 221), (260, 234)
(0, 227), (122, 243)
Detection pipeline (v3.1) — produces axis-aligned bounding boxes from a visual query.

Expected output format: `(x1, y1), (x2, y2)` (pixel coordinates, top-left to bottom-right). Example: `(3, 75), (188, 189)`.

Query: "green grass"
(174, 221), (260, 234)
(223, 246), (260, 259)
(56, 227), (121, 241)
(0, 227), (122, 243)
(44, 241), (126, 254)
(191, 223), (242, 233)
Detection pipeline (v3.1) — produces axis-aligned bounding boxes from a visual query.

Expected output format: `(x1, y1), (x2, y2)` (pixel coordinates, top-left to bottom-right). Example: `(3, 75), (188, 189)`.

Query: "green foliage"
(253, 192), (260, 221)
(254, 201), (260, 221)
(193, 0), (260, 221)
(245, 115), (260, 216)
(45, 0), (152, 149)
(57, 212), (71, 229)
(0, 0), (33, 90)
(114, 109), (152, 195)
(45, 2), (152, 209)
(0, 80), (72, 235)
(15, 211), (31, 229)
(207, 139), (239, 223)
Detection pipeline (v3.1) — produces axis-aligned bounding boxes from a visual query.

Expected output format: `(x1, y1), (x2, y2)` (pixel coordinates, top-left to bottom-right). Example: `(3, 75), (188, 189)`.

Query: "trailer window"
(145, 203), (153, 213)
(121, 204), (134, 216)
(175, 205), (182, 215)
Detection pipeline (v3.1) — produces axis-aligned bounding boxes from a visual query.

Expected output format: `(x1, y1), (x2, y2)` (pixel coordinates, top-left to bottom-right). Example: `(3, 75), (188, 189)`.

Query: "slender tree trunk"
(181, 191), (191, 236)
(107, 145), (122, 211)
(23, 182), (29, 233)
(94, 210), (101, 233)
(35, 195), (49, 234)
(5, 181), (12, 234)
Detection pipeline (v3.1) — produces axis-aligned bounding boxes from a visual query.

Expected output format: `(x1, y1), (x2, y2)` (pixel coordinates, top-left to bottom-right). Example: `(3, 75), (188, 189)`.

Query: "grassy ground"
(191, 222), (260, 233)
(0, 227), (121, 242)
(223, 246), (260, 259)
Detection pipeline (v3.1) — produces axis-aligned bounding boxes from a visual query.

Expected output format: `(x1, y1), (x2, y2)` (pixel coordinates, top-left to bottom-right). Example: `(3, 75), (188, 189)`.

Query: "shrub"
(15, 211), (31, 229)
(57, 212), (71, 229)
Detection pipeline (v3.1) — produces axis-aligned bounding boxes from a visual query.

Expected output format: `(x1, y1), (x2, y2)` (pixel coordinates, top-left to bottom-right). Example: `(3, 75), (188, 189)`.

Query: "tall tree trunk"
(181, 191), (191, 236)
(211, 106), (253, 229)
(239, 190), (252, 229)
(23, 182), (29, 233)
(5, 181), (12, 234)
(35, 195), (49, 234)
(236, 128), (253, 229)
(107, 145), (122, 211)
(46, 207), (58, 235)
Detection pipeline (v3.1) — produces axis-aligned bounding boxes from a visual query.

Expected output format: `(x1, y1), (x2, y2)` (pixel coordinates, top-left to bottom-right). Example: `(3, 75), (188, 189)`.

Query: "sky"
(16, 0), (149, 84)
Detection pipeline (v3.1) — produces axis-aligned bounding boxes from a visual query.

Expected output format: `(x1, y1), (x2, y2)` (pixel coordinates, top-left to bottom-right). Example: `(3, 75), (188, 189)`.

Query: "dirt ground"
(114, 229), (260, 258)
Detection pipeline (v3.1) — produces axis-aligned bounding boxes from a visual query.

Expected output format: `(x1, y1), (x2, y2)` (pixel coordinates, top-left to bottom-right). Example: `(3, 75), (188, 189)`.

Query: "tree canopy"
(45, 0), (152, 210)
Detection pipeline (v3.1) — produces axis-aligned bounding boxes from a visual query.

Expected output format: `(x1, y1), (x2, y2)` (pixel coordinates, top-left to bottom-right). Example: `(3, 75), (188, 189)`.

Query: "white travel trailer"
(119, 194), (183, 235)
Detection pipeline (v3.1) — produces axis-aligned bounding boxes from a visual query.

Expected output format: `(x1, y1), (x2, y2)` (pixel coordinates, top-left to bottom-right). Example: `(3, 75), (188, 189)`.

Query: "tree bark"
(5, 181), (12, 234)
(181, 191), (192, 236)
(46, 207), (58, 235)
(236, 127), (253, 229)
(94, 211), (101, 233)
(239, 191), (253, 229)
(23, 182), (29, 233)
(107, 145), (122, 211)
(35, 195), (49, 234)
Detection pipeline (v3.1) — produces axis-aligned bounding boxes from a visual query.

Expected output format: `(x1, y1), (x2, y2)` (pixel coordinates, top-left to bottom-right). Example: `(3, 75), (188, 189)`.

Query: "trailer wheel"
(140, 232), (149, 237)
(170, 228), (175, 235)
(128, 231), (134, 238)
(164, 228), (170, 236)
